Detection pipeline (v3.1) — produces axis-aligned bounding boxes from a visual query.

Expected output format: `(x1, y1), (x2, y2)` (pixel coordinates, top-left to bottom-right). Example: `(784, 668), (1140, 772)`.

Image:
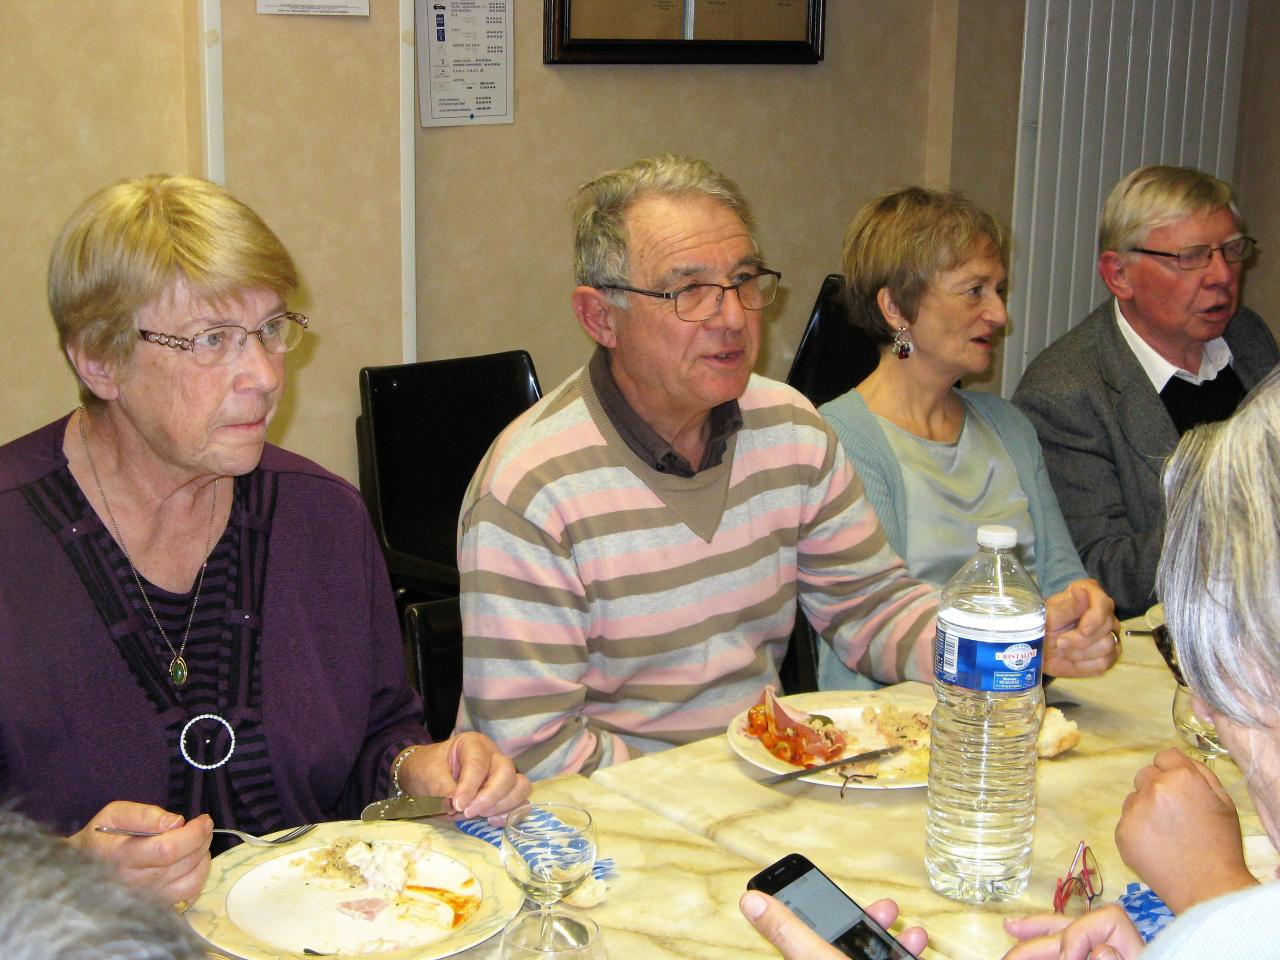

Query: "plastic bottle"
(925, 524), (1045, 903)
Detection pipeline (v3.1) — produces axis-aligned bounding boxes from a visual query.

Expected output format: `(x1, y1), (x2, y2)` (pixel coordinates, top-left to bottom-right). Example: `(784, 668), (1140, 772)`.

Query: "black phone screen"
(748, 854), (912, 960)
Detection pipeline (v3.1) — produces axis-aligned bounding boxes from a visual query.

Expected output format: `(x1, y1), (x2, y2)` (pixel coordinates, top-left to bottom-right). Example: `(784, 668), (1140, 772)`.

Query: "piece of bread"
(1037, 706), (1081, 758)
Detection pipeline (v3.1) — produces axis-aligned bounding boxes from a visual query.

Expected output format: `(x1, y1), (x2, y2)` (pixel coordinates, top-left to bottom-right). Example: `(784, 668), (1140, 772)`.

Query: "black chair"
(403, 596), (463, 741)
(778, 614), (820, 695)
(785, 273), (881, 408)
(358, 351), (542, 603)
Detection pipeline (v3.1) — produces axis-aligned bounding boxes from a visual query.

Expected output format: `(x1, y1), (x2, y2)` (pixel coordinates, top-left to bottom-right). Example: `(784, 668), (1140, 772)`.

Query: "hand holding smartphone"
(747, 853), (914, 960)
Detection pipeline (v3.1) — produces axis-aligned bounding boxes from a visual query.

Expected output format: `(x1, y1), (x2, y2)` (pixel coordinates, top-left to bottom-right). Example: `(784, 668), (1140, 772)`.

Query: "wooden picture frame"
(544, 0), (825, 65)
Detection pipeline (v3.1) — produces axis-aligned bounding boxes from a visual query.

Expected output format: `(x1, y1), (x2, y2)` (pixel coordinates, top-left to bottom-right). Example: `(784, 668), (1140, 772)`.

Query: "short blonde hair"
(1098, 165), (1242, 254)
(570, 155), (754, 307)
(841, 187), (1007, 345)
(48, 174), (298, 405)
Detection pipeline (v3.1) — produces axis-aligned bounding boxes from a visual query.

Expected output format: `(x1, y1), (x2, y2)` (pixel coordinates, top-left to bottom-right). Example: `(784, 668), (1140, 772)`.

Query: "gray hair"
(0, 808), (206, 960)
(1157, 366), (1280, 727)
(569, 155), (755, 308)
(1098, 164), (1242, 255)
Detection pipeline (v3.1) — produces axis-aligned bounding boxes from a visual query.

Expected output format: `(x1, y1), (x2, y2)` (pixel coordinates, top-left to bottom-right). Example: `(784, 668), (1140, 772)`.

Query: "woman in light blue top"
(818, 187), (1118, 689)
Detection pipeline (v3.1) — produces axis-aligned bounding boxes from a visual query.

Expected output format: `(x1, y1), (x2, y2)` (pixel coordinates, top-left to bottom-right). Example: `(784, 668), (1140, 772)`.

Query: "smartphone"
(747, 853), (913, 960)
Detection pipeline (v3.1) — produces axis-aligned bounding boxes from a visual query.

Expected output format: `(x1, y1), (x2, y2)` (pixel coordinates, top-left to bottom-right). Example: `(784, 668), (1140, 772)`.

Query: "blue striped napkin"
(1116, 882), (1175, 942)
(455, 814), (617, 879)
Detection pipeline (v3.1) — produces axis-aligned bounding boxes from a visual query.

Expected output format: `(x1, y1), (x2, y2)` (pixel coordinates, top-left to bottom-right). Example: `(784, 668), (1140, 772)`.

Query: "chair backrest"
(359, 351), (542, 573)
(403, 596), (463, 742)
(785, 274), (881, 408)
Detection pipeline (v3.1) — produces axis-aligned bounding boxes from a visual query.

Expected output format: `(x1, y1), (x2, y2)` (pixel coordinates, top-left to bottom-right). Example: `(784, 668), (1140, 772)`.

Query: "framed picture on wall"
(544, 0), (825, 64)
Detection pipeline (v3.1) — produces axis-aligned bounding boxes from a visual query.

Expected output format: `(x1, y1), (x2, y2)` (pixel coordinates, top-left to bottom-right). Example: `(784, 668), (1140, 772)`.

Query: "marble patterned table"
(587, 625), (1261, 960)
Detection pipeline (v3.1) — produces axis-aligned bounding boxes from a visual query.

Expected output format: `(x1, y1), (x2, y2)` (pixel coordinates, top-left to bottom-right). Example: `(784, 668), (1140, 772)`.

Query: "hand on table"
(1045, 579), (1120, 677)
(398, 731), (530, 824)
(740, 890), (926, 959)
(68, 800), (212, 904)
(1115, 747), (1255, 913)
(1002, 905), (1145, 960)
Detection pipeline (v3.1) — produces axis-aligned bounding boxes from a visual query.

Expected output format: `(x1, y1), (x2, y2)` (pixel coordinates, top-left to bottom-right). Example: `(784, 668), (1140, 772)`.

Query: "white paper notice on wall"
(417, 0), (514, 127)
(257, 1), (370, 14)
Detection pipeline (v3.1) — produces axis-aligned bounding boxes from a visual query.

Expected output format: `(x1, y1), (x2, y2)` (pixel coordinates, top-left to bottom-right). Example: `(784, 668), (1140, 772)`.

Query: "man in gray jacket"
(1014, 165), (1278, 619)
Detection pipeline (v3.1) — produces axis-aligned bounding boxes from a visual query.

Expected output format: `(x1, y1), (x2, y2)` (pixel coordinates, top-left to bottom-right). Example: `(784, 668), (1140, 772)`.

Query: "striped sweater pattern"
(457, 368), (938, 779)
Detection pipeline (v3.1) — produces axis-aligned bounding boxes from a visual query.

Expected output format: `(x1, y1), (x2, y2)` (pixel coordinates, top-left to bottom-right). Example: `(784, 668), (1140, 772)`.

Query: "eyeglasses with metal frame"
(599, 269), (782, 323)
(1128, 236), (1256, 271)
(1053, 841), (1103, 917)
(137, 312), (310, 367)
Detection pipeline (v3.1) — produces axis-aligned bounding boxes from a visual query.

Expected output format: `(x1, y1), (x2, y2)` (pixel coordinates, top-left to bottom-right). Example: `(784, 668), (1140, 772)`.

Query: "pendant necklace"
(78, 409), (218, 687)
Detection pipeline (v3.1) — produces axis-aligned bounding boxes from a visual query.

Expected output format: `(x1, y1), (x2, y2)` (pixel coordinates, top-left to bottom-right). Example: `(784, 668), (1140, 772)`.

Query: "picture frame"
(544, 0), (825, 65)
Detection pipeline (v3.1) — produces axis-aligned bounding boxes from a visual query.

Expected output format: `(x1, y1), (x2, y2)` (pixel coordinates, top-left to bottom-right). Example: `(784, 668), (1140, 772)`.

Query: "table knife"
(759, 745), (903, 785)
(360, 794), (453, 821)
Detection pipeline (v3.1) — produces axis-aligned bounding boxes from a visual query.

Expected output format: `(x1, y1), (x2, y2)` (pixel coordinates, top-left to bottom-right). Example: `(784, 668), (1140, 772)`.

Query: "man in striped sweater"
(458, 156), (1115, 780)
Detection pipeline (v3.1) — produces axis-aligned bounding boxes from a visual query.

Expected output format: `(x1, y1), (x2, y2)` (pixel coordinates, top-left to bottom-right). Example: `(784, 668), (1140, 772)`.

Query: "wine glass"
(500, 911), (604, 960)
(1172, 684), (1226, 767)
(500, 803), (596, 948)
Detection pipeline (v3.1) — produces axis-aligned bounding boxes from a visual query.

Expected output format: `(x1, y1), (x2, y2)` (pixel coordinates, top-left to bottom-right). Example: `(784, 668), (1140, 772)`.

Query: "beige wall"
(1238, 0), (1280, 344)
(0, 3), (404, 483)
(0, 2), (191, 442)
(415, 1), (938, 390)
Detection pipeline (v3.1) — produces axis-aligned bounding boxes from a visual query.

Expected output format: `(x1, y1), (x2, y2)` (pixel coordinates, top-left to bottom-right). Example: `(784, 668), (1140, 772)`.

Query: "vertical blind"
(1002, 0), (1248, 395)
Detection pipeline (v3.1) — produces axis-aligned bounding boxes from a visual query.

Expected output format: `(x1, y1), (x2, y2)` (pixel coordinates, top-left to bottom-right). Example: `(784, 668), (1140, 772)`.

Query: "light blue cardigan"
(817, 388), (1087, 690)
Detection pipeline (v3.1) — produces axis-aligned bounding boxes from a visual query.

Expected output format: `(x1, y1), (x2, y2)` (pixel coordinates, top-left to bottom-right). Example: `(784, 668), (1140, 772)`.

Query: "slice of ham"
(752, 686), (848, 764)
(337, 897), (391, 922)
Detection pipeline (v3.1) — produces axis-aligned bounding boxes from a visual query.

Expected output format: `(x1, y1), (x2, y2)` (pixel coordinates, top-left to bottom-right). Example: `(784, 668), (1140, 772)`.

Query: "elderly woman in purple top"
(0, 175), (528, 904)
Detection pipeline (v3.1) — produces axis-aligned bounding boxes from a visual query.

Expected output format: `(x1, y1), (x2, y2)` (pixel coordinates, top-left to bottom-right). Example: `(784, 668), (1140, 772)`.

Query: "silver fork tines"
(96, 823), (317, 847)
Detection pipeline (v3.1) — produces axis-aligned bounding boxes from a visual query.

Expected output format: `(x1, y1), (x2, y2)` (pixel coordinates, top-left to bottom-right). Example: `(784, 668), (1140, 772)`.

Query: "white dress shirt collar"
(1112, 299), (1232, 391)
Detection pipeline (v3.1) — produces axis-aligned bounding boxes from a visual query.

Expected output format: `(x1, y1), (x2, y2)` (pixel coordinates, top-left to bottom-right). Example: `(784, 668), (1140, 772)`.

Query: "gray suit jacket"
(1013, 300), (1278, 619)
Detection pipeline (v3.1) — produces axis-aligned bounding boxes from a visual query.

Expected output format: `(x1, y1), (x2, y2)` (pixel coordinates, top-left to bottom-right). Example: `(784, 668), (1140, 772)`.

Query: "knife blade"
(360, 795), (453, 821)
(759, 745), (903, 785)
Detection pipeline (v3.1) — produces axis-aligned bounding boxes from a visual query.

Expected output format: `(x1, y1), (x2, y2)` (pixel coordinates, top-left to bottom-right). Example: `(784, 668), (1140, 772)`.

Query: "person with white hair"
(1003, 364), (1280, 958)
(0, 808), (205, 960)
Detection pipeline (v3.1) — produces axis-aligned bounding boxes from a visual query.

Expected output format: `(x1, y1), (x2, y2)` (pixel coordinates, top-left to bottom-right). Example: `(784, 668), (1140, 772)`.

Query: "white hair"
(1157, 366), (1280, 727)
(0, 809), (206, 960)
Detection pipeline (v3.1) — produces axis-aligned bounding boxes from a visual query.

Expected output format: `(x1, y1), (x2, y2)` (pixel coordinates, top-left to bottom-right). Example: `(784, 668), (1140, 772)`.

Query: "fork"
(95, 823), (317, 847)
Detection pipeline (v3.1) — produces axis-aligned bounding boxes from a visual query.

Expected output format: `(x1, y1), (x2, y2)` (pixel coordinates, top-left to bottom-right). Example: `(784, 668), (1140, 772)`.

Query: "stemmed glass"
(500, 803), (597, 953)
(1154, 625), (1226, 767)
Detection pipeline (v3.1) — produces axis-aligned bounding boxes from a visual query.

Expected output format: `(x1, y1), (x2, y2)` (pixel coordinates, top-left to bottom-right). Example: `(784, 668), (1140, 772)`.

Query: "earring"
(893, 325), (914, 360)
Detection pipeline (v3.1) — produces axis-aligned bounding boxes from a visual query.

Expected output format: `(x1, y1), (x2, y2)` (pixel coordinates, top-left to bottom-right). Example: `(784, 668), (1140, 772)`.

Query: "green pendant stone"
(170, 656), (188, 686)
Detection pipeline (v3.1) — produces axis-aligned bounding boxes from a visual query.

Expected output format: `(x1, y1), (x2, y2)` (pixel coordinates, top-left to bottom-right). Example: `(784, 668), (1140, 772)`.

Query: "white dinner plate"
(1143, 604), (1165, 630)
(187, 819), (522, 960)
(727, 687), (934, 789)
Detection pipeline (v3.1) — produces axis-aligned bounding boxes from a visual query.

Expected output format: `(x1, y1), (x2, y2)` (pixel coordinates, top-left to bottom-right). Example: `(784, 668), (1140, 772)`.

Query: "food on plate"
(744, 687), (849, 766)
(852, 703), (932, 781)
(301, 837), (482, 937)
(1036, 706), (1081, 758)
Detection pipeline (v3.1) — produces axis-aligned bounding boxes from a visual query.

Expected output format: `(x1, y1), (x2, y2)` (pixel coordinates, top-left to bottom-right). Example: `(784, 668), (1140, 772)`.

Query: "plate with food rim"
(186, 819), (522, 960)
(728, 687), (934, 789)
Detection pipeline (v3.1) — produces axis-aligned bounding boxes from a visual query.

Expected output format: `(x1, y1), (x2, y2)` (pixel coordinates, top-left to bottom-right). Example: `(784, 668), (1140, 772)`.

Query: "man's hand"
(1002, 905), (1145, 959)
(68, 800), (212, 904)
(398, 731), (531, 823)
(739, 890), (926, 959)
(1115, 747), (1255, 913)
(1045, 579), (1119, 677)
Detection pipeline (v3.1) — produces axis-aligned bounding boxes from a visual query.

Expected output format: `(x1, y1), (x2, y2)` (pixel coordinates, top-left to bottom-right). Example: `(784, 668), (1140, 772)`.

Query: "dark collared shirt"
(588, 347), (743, 477)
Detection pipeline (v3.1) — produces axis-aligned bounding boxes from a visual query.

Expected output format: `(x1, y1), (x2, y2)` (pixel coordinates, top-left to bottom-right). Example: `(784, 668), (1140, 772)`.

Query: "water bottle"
(925, 524), (1045, 903)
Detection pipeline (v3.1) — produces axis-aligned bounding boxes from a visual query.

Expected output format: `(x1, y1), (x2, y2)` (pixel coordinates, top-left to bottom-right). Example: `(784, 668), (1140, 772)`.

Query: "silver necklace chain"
(77, 408), (218, 687)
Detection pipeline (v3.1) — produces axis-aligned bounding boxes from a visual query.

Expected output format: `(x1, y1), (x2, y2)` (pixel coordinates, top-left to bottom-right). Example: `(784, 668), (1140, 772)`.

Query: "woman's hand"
(398, 731), (530, 823)
(68, 800), (212, 904)
(1115, 748), (1254, 913)
(1002, 905), (1145, 959)
(1045, 579), (1119, 677)
(739, 890), (927, 959)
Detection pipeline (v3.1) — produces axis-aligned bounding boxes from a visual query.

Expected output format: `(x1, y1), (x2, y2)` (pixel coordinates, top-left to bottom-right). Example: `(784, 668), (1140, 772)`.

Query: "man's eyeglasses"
(1129, 236), (1256, 270)
(138, 312), (310, 367)
(600, 269), (781, 323)
(1053, 841), (1103, 917)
